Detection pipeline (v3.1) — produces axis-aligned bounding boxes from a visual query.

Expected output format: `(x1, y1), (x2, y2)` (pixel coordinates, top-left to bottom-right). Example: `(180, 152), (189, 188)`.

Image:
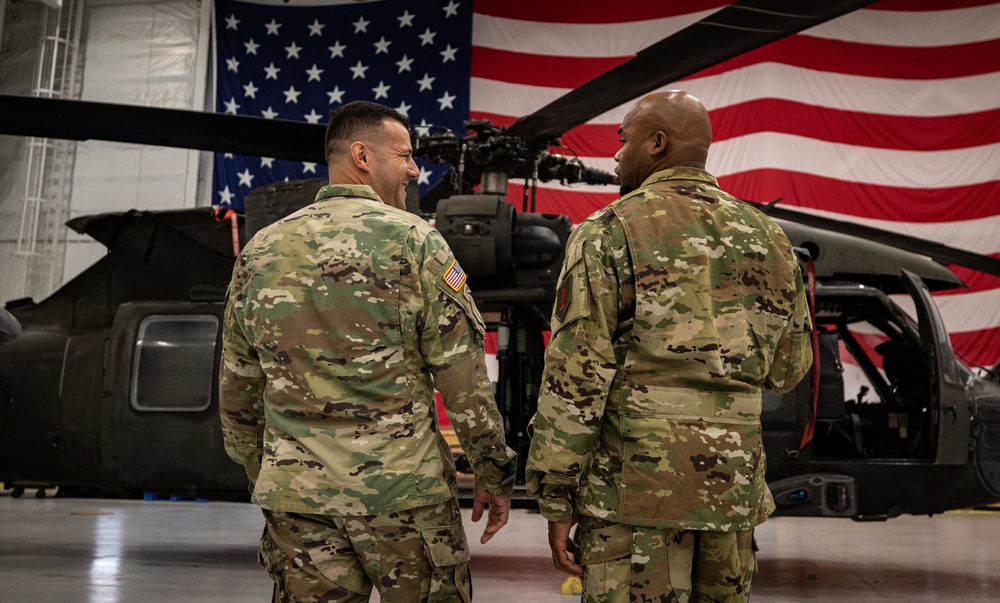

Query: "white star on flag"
(373, 81), (390, 99)
(306, 64), (324, 82)
(374, 37), (392, 54)
(237, 169), (254, 187)
(418, 165), (432, 185)
(417, 74), (434, 91)
(437, 91), (456, 110)
(218, 185), (235, 204)
(419, 28), (436, 46)
(308, 19), (325, 37)
(350, 61), (368, 79)
(327, 86), (345, 104)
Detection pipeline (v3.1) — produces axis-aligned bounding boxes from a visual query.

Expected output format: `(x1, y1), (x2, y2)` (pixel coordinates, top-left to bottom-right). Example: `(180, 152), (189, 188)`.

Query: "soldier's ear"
(650, 130), (669, 157)
(350, 141), (371, 173)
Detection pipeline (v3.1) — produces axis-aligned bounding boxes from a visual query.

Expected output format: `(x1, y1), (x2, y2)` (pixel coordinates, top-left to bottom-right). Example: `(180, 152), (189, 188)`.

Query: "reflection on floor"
(1, 490), (998, 602)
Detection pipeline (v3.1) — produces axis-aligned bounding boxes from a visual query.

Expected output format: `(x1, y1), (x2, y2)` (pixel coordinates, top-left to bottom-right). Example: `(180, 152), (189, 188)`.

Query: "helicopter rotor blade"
(506, 0), (880, 141)
(758, 204), (1000, 278)
(0, 94), (327, 163)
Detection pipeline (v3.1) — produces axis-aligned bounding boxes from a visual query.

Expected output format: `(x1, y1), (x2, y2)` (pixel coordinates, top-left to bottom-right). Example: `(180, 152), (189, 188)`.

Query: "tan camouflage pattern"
(220, 183), (516, 516)
(526, 167), (813, 530)
(579, 515), (756, 603)
(260, 499), (471, 602)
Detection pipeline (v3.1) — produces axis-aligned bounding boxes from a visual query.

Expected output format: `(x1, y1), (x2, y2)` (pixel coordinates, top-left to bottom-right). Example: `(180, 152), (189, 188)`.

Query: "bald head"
(614, 90), (713, 195)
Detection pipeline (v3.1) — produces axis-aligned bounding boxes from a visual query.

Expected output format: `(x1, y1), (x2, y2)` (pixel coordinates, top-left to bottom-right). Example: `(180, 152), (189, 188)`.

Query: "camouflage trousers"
(579, 516), (757, 603)
(259, 498), (472, 603)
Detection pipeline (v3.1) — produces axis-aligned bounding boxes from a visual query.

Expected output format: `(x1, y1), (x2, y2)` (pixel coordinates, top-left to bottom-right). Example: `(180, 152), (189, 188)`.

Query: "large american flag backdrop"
(214, 0), (1000, 370)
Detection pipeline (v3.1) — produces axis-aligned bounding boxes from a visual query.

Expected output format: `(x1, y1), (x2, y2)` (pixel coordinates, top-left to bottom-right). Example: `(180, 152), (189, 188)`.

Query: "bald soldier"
(221, 101), (517, 602)
(526, 91), (813, 602)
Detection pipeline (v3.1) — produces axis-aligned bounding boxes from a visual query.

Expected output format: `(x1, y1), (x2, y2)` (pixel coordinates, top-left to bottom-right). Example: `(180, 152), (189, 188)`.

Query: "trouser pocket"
(421, 523), (472, 603)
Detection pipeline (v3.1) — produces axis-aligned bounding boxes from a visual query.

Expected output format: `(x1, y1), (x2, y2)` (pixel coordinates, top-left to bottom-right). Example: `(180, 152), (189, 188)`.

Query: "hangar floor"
(1, 490), (998, 602)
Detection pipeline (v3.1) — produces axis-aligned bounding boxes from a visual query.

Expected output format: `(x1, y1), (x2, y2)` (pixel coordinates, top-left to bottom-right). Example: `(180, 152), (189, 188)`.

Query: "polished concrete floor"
(1, 488), (999, 602)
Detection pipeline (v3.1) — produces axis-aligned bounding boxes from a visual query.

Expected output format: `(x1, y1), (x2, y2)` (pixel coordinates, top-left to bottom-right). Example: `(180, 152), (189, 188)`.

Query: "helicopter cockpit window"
(131, 315), (219, 412)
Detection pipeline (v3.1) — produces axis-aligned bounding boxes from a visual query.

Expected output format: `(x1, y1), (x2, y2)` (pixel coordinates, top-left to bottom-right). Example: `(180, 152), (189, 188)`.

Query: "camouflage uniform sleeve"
(219, 257), (266, 486)
(765, 258), (814, 393)
(414, 228), (517, 497)
(525, 220), (622, 522)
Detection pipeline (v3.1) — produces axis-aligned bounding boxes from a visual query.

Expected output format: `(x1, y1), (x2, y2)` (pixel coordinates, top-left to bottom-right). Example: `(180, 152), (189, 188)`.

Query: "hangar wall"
(0, 0), (210, 306)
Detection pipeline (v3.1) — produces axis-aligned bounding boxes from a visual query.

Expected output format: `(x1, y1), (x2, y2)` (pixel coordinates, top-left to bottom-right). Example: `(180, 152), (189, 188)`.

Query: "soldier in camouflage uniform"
(220, 101), (517, 602)
(526, 91), (813, 602)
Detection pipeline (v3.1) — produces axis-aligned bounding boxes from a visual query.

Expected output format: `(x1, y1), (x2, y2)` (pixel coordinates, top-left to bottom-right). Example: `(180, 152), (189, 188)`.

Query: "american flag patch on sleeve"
(442, 259), (467, 292)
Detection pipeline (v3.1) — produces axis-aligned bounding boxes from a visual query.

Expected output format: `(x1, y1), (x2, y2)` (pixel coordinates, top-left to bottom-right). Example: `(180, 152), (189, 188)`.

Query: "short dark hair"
(324, 101), (410, 163)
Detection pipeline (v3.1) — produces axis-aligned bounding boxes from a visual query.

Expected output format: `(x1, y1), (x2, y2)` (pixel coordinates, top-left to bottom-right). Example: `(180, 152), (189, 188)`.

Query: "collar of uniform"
(640, 166), (718, 189)
(314, 183), (382, 204)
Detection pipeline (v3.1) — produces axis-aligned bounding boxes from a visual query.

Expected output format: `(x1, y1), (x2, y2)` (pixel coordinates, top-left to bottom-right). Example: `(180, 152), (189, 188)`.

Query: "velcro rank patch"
(442, 259), (467, 292)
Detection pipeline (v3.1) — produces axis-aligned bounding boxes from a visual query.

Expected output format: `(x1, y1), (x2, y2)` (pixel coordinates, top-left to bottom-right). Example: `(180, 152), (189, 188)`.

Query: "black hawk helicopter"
(2, 0), (1000, 519)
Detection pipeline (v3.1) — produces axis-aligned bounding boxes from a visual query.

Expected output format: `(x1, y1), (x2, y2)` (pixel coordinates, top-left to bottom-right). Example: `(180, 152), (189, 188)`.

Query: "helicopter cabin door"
(103, 301), (246, 494)
(899, 269), (969, 465)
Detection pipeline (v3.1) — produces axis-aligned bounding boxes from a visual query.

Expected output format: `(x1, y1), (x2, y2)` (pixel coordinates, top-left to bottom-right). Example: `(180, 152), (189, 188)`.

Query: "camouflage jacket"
(220, 184), (516, 516)
(526, 167), (813, 531)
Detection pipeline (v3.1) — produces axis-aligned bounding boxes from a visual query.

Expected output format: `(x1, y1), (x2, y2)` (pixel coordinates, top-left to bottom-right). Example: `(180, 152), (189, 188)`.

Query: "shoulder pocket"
(428, 248), (486, 337)
(550, 243), (589, 335)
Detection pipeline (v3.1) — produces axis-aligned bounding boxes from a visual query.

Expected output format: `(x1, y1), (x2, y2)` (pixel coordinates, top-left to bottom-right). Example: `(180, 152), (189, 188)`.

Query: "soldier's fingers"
(566, 537), (581, 558)
(471, 496), (485, 523)
(554, 552), (583, 576)
(480, 507), (508, 544)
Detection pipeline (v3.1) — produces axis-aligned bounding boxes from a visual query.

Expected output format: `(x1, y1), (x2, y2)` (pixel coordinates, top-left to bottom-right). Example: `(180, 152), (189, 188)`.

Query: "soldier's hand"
(548, 518), (582, 576)
(471, 488), (511, 544)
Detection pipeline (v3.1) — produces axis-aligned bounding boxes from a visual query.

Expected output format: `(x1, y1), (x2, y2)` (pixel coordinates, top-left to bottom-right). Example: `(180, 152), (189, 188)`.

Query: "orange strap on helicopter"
(212, 206), (241, 258)
(799, 257), (820, 451)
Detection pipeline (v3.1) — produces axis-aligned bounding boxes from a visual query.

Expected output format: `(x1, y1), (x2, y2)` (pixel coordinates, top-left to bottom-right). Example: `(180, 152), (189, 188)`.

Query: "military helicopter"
(2, 0), (1000, 520)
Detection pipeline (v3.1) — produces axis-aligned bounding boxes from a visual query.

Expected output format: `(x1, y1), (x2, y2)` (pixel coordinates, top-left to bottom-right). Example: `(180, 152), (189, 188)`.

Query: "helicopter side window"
(130, 315), (219, 412)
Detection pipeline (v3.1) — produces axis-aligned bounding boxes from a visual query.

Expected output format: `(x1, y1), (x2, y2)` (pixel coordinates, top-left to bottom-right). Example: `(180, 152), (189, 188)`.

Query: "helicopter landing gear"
(8, 485), (52, 499)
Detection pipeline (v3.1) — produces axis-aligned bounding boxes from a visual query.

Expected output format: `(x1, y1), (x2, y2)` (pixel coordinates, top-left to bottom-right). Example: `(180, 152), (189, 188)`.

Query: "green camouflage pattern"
(221, 183), (516, 516)
(260, 499), (470, 602)
(526, 167), (812, 530)
(579, 515), (756, 603)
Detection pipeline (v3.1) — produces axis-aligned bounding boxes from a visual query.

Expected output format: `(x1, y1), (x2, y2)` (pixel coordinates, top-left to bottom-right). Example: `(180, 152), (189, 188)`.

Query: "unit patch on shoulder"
(554, 273), (573, 322)
(442, 259), (467, 292)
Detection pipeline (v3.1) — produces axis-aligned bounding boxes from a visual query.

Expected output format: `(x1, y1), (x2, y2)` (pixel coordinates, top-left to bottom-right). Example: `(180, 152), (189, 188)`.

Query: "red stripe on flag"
(944, 261), (1000, 292)
(871, 0), (1000, 10)
(472, 47), (632, 89)
(687, 36), (1000, 80)
(476, 105), (1000, 156)
(951, 326), (1000, 368)
(474, 0), (729, 23)
(719, 170), (1000, 223)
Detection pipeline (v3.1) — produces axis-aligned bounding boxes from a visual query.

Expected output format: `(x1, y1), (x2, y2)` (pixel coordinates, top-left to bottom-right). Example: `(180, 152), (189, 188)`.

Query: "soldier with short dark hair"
(526, 90), (813, 602)
(221, 100), (517, 602)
